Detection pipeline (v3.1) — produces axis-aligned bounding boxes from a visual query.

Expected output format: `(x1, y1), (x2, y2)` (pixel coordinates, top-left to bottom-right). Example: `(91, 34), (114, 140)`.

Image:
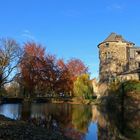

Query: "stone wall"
(99, 41), (133, 83)
(129, 47), (140, 71)
(118, 73), (140, 81)
(97, 34), (140, 96)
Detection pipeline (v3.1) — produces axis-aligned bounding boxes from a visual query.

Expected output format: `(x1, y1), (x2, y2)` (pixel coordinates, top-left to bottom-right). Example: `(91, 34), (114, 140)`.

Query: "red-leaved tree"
(20, 42), (45, 97)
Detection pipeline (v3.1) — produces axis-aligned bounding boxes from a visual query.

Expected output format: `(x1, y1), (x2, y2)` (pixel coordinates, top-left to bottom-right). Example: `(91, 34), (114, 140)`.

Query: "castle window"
(136, 51), (140, 55)
(138, 63), (140, 68)
(106, 52), (112, 59)
(105, 43), (109, 47)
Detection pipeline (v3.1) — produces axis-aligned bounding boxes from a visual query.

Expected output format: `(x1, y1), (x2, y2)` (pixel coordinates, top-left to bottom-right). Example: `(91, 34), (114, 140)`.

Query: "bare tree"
(0, 38), (21, 89)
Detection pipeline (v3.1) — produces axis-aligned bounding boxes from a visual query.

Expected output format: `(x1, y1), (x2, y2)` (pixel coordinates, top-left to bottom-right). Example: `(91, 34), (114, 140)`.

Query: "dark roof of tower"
(98, 32), (135, 46)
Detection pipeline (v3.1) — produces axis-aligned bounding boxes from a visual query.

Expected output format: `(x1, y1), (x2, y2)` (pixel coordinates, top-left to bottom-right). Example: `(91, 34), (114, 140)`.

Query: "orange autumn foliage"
(19, 42), (88, 97)
(20, 42), (45, 96)
(67, 58), (88, 80)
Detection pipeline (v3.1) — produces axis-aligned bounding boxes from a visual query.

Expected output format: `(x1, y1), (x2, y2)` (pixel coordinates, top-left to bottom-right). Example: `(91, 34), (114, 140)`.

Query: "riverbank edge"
(0, 97), (97, 105)
(0, 114), (72, 140)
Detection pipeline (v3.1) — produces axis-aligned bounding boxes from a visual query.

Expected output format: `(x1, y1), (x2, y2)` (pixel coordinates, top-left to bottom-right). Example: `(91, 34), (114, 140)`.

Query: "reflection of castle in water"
(92, 106), (106, 129)
(1, 103), (139, 140)
(93, 106), (115, 140)
(91, 105), (140, 140)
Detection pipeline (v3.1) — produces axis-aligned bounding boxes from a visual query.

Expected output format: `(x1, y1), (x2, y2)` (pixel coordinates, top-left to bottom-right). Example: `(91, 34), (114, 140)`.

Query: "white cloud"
(21, 30), (36, 40)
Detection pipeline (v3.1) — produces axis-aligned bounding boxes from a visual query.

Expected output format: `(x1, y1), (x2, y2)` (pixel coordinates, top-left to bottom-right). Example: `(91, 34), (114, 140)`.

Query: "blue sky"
(0, 0), (140, 78)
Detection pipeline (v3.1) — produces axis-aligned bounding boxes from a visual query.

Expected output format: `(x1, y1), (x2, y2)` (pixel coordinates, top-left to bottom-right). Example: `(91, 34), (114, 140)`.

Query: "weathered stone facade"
(98, 33), (140, 84)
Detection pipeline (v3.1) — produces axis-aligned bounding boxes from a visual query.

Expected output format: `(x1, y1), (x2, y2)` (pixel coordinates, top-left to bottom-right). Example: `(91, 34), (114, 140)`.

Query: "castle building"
(98, 33), (140, 83)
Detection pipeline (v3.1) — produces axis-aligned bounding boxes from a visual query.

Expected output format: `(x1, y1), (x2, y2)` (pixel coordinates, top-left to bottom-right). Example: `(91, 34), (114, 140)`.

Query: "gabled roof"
(104, 32), (124, 42)
(98, 32), (135, 47)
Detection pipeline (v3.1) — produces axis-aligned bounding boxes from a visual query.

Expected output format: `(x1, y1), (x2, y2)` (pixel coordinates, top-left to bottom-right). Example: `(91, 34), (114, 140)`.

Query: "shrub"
(123, 80), (140, 93)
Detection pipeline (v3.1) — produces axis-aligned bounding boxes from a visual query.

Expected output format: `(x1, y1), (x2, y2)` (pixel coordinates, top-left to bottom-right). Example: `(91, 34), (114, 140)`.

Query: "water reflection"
(92, 105), (140, 140)
(0, 104), (21, 120)
(72, 105), (92, 133)
(0, 103), (139, 140)
(0, 103), (95, 140)
(85, 122), (97, 140)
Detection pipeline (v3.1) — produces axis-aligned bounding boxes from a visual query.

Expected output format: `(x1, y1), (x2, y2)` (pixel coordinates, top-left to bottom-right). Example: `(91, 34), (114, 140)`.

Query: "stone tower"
(98, 33), (135, 83)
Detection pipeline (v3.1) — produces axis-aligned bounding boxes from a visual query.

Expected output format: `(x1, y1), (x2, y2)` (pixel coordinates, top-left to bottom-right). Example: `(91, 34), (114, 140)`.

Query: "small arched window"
(105, 43), (109, 47)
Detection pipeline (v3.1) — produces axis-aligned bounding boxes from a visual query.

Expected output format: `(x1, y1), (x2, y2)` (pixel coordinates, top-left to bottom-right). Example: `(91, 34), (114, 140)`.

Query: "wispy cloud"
(21, 30), (36, 40)
(106, 3), (124, 12)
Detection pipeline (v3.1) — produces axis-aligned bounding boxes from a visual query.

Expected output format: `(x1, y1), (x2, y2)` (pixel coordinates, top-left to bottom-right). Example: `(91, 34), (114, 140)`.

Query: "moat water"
(0, 103), (139, 140)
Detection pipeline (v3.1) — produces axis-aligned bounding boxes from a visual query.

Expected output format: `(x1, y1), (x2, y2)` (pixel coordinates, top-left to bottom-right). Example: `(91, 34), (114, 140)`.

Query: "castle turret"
(98, 33), (134, 83)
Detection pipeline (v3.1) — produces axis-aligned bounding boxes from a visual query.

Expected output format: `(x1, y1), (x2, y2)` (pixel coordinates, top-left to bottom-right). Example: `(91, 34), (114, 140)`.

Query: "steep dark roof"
(98, 32), (135, 46)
